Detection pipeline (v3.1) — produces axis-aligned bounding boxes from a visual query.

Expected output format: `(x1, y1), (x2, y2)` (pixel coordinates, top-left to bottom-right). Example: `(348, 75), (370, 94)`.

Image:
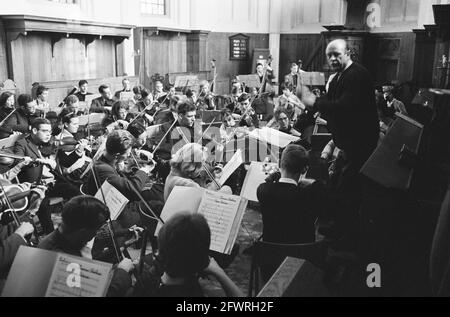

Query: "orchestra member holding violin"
(0, 94), (40, 139)
(133, 88), (157, 125)
(0, 92), (15, 123)
(65, 94), (85, 116)
(103, 101), (136, 133)
(267, 84), (304, 129)
(14, 118), (80, 234)
(85, 130), (154, 202)
(37, 196), (135, 297)
(273, 109), (302, 137)
(90, 84), (115, 114)
(151, 80), (167, 102)
(55, 109), (91, 183)
(237, 93), (259, 129)
(164, 143), (231, 201)
(196, 80), (215, 111)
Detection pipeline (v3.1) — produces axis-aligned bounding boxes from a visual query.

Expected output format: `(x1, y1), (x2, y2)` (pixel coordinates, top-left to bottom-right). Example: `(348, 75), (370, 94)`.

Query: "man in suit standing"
(302, 39), (379, 248)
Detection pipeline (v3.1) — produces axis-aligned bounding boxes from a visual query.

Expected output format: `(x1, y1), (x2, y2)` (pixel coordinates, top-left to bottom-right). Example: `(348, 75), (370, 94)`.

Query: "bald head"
(326, 39), (352, 72)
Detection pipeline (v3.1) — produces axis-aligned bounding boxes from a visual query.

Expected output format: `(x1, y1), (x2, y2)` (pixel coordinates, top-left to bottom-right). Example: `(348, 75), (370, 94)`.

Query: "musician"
(257, 144), (326, 280)
(114, 78), (132, 100)
(1, 94), (40, 139)
(249, 87), (275, 121)
(55, 110), (91, 183)
(65, 94), (84, 116)
(75, 80), (93, 103)
(273, 109), (302, 137)
(164, 143), (231, 201)
(301, 39), (379, 247)
(186, 89), (197, 105)
(90, 84), (115, 114)
(85, 130), (153, 202)
(284, 61), (306, 91)
(0, 222), (34, 279)
(151, 80), (167, 102)
(237, 93), (259, 128)
(134, 88), (156, 126)
(197, 81), (215, 110)
(103, 101), (135, 133)
(34, 85), (50, 114)
(381, 84), (408, 118)
(38, 196), (135, 297)
(0, 92), (15, 123)
(268, 84), (305, 129)
(219, 109), (238, 143)
(256, 62), (275, 93)
(132, 213), (243, 297)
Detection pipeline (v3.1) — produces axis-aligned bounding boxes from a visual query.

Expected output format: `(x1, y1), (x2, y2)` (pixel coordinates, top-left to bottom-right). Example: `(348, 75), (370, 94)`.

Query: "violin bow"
(151, 119), (178, 155)
(177, 127), (221, 189)
(0, 108), (17, 128)
(90, 159), (123, 264)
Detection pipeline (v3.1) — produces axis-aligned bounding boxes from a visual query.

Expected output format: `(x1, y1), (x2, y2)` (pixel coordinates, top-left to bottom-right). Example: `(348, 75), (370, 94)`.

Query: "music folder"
(156, 187), (247, 255)
(2, 246), (113, 297)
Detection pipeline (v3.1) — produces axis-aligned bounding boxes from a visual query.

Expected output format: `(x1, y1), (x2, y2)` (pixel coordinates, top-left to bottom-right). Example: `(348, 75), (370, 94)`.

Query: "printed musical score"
(95, 180), (129, 221)
(197, 190), (242, 253)
(46, 254), (112, 297)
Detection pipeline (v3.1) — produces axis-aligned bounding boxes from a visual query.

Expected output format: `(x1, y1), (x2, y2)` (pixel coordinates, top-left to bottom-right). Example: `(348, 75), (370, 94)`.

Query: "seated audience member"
(34, 85), (50, 114)
(1, 94), (40, 139)
(164, 143), (231, 201)
(0, 92), (15, 122)
(90, 85), (115, 114)
(133, 213), (243, 297)
(114, 78), (132, 100)
(273, 108), (302, 137)
(75, 80), (93, 102)
(38, 196), (134, 297)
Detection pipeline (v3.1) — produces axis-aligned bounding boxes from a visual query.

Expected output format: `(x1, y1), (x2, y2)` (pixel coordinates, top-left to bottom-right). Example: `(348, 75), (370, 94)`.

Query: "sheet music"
(197, 190), (242, 254)
(95, 180), (129, 221)
(45, 254), (112, 297)
(219, 149), (243, 187)
(78, 113), (106, 126)
(120, 91), (134, 101)
(249, 127), (300, 148)
(241, 161), (279, 202)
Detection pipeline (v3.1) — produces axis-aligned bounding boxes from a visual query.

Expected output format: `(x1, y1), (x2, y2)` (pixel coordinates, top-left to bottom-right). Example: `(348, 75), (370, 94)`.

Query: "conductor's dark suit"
(315, 62), (379, 245)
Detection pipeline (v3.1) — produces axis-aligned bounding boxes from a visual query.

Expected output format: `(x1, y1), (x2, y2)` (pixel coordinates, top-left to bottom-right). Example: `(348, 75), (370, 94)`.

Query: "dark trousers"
(331, 142), (377, 251)
(37, 181), (81, 235)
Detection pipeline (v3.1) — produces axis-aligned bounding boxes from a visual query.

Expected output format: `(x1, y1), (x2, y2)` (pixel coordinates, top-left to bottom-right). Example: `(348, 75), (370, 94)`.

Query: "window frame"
(140, 0), (169, 17)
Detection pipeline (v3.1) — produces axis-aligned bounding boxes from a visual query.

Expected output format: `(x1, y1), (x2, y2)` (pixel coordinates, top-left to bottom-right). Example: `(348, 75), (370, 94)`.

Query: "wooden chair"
(248, 240), (329, 297)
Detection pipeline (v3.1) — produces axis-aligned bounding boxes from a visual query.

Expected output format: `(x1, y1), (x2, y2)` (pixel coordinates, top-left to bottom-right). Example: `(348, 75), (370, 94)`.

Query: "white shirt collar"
(279, 178), (298, 186)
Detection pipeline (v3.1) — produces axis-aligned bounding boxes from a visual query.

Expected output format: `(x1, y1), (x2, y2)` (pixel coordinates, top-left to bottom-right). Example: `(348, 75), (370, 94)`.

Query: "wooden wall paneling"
(0, 21), (9, 82)
(10, 36), (27, 93)
(413, 31), (435, 87)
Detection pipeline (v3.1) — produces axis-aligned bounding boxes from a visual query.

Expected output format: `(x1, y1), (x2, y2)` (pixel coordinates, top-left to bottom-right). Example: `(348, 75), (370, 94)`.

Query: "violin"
(0, 180), (44, 226)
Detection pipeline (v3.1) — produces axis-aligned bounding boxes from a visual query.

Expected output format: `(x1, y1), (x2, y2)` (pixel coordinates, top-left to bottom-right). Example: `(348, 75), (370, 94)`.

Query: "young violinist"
(55, 109), (91, 183)
(1, 94), (40, 139)
(237, 93), (259, 129)
(85, 130), (153, 202)
(103, 101), (136, 133)
(38, 196), (135, 297)
(164, 143), (231, 202)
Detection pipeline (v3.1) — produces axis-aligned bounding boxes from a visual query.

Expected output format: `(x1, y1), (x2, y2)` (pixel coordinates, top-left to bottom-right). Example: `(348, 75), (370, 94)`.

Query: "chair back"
(248, 240), (329, 297)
